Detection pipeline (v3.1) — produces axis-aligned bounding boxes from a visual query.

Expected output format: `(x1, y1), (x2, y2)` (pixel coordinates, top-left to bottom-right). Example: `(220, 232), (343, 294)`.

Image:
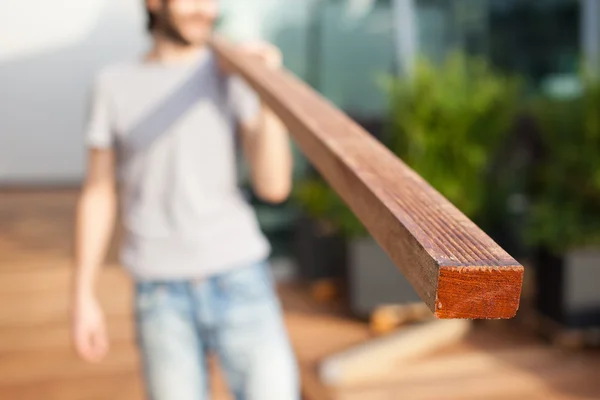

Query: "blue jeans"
(134, 261), (300, 400)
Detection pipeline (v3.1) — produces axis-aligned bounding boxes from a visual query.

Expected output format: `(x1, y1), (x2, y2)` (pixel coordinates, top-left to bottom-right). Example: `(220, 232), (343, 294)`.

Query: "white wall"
(0, 0), (148, 185)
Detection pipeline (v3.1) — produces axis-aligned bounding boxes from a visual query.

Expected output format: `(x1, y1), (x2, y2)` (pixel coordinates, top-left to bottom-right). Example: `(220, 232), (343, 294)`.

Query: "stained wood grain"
(210, 36), (524, 319)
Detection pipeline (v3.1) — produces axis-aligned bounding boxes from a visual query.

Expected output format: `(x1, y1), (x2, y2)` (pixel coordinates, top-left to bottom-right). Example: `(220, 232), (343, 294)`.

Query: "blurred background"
(1, 0), (599, 399)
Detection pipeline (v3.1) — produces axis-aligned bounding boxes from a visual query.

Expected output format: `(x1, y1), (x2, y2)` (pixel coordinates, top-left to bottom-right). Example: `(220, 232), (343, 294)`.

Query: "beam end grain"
(435, 265), (524, 319)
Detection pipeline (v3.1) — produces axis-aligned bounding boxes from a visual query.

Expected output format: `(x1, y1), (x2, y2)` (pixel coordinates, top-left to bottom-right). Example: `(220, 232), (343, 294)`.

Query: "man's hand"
(238, 41), (283, 70)
(72, 291), (109, 363)
(72, 148), (116, 363)
(217, 40), (283, 74)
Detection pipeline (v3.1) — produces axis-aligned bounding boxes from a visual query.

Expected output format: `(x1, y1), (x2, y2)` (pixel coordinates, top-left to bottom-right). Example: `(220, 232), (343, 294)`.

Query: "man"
(71, 0), (299, 399)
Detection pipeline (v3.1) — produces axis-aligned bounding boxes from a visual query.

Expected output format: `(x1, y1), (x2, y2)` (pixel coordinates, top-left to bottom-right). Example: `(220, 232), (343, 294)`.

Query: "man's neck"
(147, 33), (207, 65)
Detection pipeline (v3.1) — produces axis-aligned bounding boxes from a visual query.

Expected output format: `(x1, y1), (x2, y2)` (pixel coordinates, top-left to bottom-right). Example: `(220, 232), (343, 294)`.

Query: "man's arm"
(235, 43), (293, 204)
(240, 105), (293, 203)
(72, 148), (117, 362)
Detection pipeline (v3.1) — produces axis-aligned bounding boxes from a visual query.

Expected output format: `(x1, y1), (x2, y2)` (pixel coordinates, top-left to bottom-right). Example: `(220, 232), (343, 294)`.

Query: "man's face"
(148, 0), (219, 45)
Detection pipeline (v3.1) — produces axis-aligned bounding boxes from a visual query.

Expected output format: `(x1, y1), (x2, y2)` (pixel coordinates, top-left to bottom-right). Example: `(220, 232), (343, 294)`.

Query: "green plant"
(384, 53), (521, 220)
(293, 178), (367, 238)
(294, 52), (521, 238)
(528, 76), (600, 251)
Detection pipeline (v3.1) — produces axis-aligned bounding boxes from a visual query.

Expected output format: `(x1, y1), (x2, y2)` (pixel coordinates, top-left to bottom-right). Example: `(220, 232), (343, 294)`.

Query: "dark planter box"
(293, 215), (348, 282)
(535, 248), (600, 328)
(348, 237), (421, 318)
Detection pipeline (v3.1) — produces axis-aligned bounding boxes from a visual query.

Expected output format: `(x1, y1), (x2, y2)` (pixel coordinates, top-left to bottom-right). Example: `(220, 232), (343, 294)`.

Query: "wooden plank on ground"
(210, 37), (524, 319)
(0, 372), (144, 400)
(337, 345), (563, 388)
(336, 359), (600, 400)
(0, 343), (139, 385)
(0, 317), (134, 352)
(319, 320), (472, 386)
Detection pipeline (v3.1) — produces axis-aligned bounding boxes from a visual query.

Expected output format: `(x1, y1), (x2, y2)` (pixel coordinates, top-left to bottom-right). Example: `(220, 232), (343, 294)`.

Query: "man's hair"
(146, 7), (157, 32)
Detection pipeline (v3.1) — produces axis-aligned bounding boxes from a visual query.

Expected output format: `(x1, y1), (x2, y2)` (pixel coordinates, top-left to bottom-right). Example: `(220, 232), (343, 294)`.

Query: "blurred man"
(71, 0), (298, 399)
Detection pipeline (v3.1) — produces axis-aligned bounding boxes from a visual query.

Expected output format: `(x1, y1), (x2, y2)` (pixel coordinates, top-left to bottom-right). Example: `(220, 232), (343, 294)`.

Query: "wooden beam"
(210, 36), (524, 319)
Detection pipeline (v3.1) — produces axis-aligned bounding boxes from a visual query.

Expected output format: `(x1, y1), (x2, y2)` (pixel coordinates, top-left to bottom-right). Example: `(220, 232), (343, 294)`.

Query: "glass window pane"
(317, 1), (396, 118)
(489, 0), (580, 90)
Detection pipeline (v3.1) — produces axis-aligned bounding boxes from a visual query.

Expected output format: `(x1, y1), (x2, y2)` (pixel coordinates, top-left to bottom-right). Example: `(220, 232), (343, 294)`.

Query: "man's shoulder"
(92, 60), (140, 89)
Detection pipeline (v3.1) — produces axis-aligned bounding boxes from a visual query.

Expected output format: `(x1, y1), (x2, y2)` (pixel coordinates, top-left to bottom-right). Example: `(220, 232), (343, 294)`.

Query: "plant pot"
(348, 237), (421, 318)
(535, 248), (600, 328)
(293, 215), (348, 282)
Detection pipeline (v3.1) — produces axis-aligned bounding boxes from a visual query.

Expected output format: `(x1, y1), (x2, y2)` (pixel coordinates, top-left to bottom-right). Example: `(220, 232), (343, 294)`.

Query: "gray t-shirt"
(85, 49), (270, 280)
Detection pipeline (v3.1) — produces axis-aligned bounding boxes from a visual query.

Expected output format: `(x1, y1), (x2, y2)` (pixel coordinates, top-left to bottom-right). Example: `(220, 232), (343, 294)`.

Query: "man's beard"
(159, 19), (193, 46)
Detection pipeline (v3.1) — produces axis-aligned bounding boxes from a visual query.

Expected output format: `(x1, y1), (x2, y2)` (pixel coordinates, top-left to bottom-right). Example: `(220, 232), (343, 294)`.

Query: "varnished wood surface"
(210, 37), (523, 319)
(0, 190), (598, 400)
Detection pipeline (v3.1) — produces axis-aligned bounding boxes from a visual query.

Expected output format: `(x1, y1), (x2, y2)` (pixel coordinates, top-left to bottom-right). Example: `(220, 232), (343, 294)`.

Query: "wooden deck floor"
(1, 190), (599, 400)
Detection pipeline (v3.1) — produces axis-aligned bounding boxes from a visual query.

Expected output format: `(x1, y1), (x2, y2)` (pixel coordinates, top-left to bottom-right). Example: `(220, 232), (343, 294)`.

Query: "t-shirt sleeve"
(84, 72), (115, 149)
(228, 75), (261, 124)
